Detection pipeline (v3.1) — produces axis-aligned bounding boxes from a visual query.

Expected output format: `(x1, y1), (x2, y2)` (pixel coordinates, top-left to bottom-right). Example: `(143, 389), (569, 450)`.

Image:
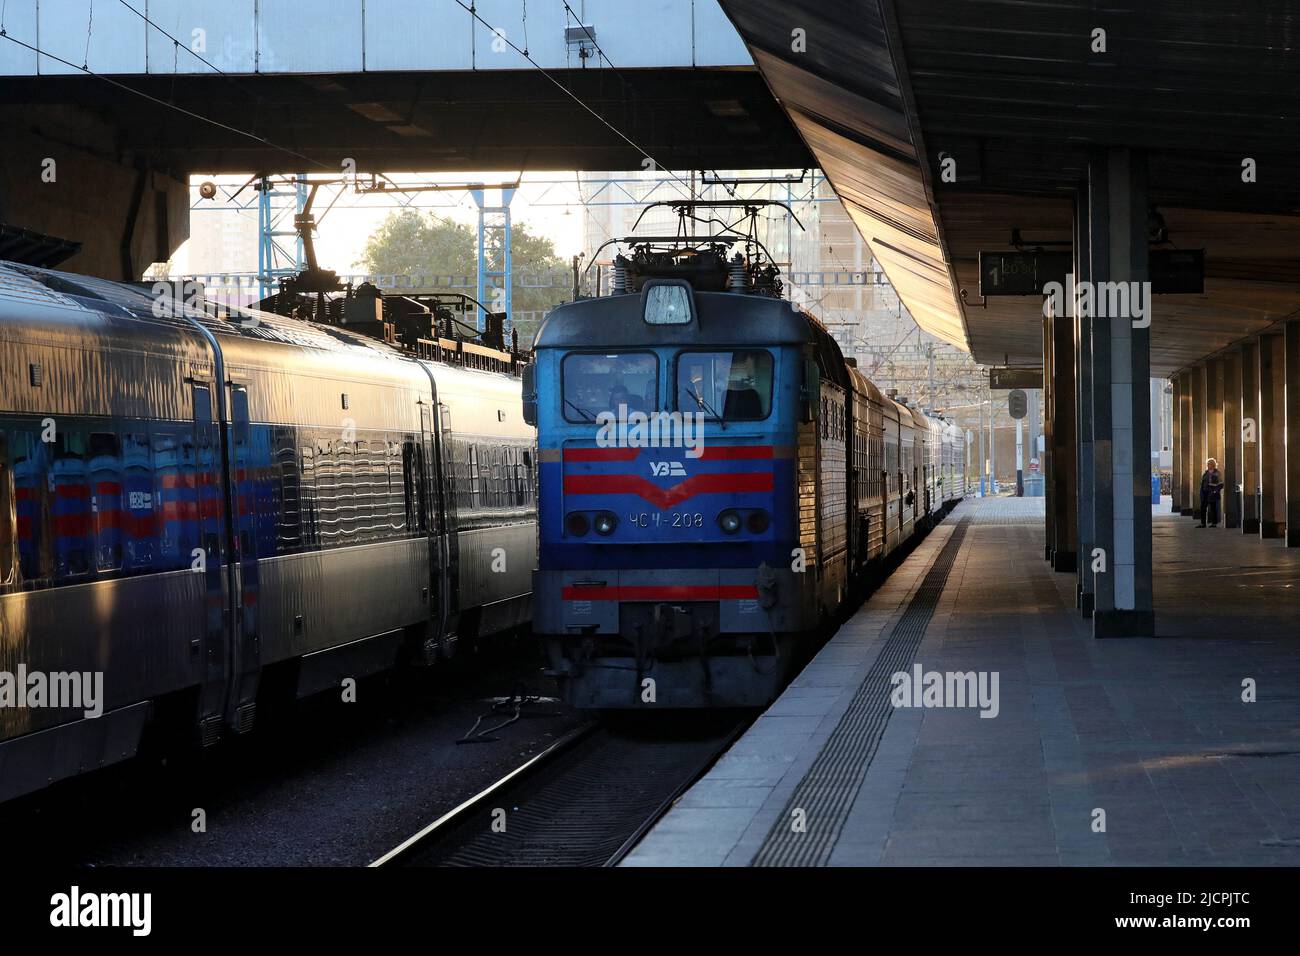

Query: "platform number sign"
(1008, 389), (1028, 420)
(978, 251), (1070, 296)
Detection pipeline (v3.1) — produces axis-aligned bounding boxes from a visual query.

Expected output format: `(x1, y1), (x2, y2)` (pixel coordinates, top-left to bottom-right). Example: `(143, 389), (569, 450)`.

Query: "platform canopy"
(717, 0), (1300, 375)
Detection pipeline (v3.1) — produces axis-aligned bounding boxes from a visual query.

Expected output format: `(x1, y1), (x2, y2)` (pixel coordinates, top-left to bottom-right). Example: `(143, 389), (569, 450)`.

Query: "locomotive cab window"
(675, 349), (773, 421)
(561, 352), (658, 422)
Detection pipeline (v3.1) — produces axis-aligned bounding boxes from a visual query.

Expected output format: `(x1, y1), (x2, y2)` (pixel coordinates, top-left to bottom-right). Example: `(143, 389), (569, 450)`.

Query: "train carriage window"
(335, 439), (357, 543)
(150, 430), (194, 571)
(88, 432), (123, 572)
(0, 433), (14, 590)
(353, 439), (381, 543)
(11, 431), (48, 586)
(300, 443), (318, 549)
(380, 438), (401, 537)
(562, 352), (658, 422)
(676, 350), (773, 422)
(118, 432), (155, 573)
(386, 438), (406, 537)
(468, 445), (480, 509)
(50, 430), (92, 580)
(313, 438), (332, 545)
(273, 427), (302, 555)
(402, 438), (422, 534)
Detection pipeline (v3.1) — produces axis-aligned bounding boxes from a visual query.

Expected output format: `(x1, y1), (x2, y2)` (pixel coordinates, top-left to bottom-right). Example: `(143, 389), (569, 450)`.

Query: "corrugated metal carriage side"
(0, 261), (534, 802)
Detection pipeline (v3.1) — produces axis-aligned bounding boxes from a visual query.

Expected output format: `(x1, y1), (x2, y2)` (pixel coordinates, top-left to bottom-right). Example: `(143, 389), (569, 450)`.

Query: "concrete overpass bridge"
(0, 0), (810, 276)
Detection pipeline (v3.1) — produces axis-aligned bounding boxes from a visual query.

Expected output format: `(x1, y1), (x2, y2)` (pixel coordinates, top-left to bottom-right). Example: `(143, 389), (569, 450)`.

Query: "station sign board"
(989, 367), (1043, 390)
(978, 248), (1204, 297)
(978, 251), (1071, 296)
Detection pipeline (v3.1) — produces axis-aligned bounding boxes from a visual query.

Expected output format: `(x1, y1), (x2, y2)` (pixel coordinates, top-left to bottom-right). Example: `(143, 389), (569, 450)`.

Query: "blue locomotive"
(525, 214), (966, 709)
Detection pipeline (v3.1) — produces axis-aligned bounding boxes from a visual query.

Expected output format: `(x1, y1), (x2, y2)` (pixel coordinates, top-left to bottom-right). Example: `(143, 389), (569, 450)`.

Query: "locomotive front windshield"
(675, 349), (773, 421)
(562, 352), (659, 421)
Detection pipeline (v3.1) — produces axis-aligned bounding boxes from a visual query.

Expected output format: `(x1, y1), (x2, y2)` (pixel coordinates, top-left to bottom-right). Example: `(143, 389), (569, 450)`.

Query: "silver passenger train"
(0, 262), (534, 802)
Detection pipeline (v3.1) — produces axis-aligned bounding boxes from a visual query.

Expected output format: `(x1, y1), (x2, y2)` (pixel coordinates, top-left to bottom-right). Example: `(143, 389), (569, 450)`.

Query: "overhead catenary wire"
(451, 0), (693, 195)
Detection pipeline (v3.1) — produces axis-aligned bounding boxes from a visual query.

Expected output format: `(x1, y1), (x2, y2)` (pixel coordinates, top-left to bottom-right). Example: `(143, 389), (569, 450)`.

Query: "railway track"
(371, 715), (746, 867)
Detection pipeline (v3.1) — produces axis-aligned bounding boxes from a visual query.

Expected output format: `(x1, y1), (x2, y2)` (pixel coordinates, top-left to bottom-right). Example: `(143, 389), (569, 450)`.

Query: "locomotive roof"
(532, 290), (819, 350)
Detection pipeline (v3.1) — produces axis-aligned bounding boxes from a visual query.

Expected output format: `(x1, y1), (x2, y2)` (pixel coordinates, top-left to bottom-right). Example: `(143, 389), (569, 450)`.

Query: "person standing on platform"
(1198, 457), (1224, 527)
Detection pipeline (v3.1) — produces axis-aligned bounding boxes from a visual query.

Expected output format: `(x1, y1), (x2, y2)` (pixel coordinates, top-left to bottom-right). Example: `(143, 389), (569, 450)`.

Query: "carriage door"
(418, 402), (443, 643)
(192, 383), (229, 745)
(227, 385), (261, 733)
(435, 402), (461, 644)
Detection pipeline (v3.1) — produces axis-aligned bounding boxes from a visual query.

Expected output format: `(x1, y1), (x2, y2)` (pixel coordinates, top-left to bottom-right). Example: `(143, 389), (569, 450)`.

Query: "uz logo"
(650, 461), (686, 477)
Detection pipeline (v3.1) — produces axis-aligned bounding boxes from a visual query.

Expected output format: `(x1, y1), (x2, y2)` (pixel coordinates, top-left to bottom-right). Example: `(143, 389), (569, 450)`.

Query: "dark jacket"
(1200, 468), (1223, 501)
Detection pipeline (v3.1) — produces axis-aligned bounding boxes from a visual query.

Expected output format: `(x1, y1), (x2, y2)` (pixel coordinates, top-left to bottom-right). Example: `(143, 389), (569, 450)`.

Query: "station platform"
(624, 496), (1300, 866)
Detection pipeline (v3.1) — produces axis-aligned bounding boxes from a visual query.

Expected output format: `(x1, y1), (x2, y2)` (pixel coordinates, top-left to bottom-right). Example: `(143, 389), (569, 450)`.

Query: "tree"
(357, 210), (571, 345)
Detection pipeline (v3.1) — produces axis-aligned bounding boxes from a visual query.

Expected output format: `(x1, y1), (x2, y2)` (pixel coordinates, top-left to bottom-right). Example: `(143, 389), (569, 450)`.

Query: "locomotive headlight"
(566, 513), (590, 537)
(746, 509), (770, 534)
(593, 511), (618, 536)
(718, 510), (742, 535)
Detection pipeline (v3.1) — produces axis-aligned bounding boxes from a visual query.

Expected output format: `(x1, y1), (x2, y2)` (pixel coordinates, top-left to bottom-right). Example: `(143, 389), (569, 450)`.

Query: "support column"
(1075, 187), (1095, 613)
(1204, 358), (1224, 525)
(1208, 358), (1225, 473)
(1043, 311), (1056, 560)
(1191, 365), (1207, 520)
(1171, 376), (1183, 513)
(1286, 321), (1300, 546)
(1151, 379), (1164, 506)
(1241, 341), (1260, 534)
(1259, 334), (1285, 539)
(1085, 147), (1153, 637)
(1052, 289), (1078, 573)
(1178, 370), (1195, 515)
(1222, 351), (1242, 529)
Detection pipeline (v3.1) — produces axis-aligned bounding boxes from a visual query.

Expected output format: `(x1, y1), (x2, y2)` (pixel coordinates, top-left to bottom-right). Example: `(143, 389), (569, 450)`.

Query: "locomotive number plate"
(628, 512), (704, 529)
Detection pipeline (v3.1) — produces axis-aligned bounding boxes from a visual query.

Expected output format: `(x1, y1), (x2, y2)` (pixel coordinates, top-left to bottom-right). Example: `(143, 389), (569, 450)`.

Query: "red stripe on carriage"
(563, 472), (773, 508)
(561, 585), (758, 602)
